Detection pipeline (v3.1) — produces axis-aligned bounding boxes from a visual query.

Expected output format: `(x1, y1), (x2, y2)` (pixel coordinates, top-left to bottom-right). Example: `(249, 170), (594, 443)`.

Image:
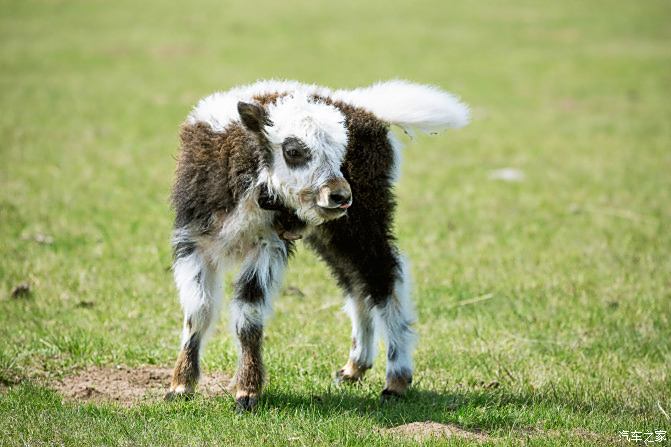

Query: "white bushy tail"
(333, 80), (470, 134)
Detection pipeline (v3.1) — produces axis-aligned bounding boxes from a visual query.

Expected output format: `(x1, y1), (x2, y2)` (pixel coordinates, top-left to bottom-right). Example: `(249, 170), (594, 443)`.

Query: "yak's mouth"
(316, 205), (349, 220)
(319, 200), (352, 210)
(297, 187), (351, 223)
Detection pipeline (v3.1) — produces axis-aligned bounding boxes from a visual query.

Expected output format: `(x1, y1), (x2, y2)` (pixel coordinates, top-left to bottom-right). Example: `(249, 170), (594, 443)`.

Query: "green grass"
(1, 0), (670, 445)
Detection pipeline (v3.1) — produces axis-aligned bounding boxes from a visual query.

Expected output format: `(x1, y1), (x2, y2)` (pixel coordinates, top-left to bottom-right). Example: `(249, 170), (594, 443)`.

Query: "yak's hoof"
(334, 360), (369, 385)
(380, 388), (404, 402)
(334, 368), (362, 385)
(164, 389), (194, 401)
(235, 393), (259, 412)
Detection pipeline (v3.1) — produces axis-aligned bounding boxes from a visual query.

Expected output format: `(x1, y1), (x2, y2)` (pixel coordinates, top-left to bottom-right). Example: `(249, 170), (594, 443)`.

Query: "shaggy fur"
(167, 80), (469, 410)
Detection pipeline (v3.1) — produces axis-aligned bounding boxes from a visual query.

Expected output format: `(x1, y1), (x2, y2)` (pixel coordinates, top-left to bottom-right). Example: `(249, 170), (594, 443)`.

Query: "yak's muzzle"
(317, 178), (352, 210)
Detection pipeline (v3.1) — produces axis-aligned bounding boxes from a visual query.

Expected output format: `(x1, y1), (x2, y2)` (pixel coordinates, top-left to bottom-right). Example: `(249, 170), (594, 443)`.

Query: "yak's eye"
(282, 137), (311, 168)
(286, 148), (301, 158)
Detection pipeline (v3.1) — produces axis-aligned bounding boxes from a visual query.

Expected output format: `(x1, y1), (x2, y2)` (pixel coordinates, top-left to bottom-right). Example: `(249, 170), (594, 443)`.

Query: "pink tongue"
(339, 203), (351, 209)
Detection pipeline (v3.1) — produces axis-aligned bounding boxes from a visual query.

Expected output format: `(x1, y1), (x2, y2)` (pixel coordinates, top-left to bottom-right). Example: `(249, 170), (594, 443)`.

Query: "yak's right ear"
(237, 101), (269, 133)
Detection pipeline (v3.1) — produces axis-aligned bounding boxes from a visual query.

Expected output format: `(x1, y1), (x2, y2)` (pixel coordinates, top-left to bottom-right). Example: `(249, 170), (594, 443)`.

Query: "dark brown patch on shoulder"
(172, 122), (263, 232)
(252, 92), (288, 106)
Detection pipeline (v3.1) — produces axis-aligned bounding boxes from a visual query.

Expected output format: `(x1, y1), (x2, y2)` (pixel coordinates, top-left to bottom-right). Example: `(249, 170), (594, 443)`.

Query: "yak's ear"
(237, 101), (270, 133)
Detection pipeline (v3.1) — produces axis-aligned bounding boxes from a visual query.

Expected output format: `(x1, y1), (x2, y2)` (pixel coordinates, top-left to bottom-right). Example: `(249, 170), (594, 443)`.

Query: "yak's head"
(237, 94), (351, 226)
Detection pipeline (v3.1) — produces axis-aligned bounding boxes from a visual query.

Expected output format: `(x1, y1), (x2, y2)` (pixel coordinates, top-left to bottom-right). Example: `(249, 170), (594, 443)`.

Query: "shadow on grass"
(259, 384), (627, 432)
(261, 387), (500, 429)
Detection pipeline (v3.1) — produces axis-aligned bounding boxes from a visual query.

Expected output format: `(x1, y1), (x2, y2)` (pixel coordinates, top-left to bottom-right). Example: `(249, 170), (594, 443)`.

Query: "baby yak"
(166, 80), (469, 410)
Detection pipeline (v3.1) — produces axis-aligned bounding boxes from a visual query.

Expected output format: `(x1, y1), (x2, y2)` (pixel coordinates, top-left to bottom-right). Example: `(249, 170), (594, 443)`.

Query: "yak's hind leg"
(377, 257), (416, 399)
(335, 295), (376, 382)
(229, 239), (287, 411)
(307, 232), (417, 398)
(167, 244), (223, 399)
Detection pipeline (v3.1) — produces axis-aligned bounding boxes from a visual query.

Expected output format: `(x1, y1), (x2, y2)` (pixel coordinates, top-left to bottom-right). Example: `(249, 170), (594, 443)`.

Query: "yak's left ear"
(237, 101), (270, 133)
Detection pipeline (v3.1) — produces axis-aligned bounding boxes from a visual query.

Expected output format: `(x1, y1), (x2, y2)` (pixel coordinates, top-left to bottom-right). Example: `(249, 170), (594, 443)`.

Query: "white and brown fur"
(166, 80), (469, 410)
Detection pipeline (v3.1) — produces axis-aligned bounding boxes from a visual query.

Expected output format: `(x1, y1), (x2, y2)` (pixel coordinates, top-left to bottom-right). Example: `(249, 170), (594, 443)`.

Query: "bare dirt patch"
(382, 422), (613, 444)
(382, 421), (489, 442)
(52, 366), (230, 406)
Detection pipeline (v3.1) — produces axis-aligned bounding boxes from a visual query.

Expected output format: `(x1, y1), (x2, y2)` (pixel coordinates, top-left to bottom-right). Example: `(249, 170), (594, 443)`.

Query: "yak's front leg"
(167, 248), (223, 399)
(230, 241), (287, 411)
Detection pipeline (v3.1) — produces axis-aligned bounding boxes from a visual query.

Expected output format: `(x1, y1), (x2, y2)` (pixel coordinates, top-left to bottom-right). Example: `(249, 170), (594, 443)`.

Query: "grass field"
(1, 0), (670, 445)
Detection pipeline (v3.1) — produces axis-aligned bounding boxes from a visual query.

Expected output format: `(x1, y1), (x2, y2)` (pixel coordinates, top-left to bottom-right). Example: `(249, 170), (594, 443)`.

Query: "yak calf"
(166, 80), (469, 411)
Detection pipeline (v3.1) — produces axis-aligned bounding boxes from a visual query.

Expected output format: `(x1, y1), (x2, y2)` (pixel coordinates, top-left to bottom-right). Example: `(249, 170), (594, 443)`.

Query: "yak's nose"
(317, 178), (352, 209)
(329, 188), (352, 208)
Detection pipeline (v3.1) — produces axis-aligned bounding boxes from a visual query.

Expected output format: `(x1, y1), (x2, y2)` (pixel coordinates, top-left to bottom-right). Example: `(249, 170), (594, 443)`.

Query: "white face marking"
(258, 94), (349, 225)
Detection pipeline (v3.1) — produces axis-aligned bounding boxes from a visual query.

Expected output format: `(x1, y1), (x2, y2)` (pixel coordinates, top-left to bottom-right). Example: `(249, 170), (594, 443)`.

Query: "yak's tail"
(333, 80), (470, 134)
